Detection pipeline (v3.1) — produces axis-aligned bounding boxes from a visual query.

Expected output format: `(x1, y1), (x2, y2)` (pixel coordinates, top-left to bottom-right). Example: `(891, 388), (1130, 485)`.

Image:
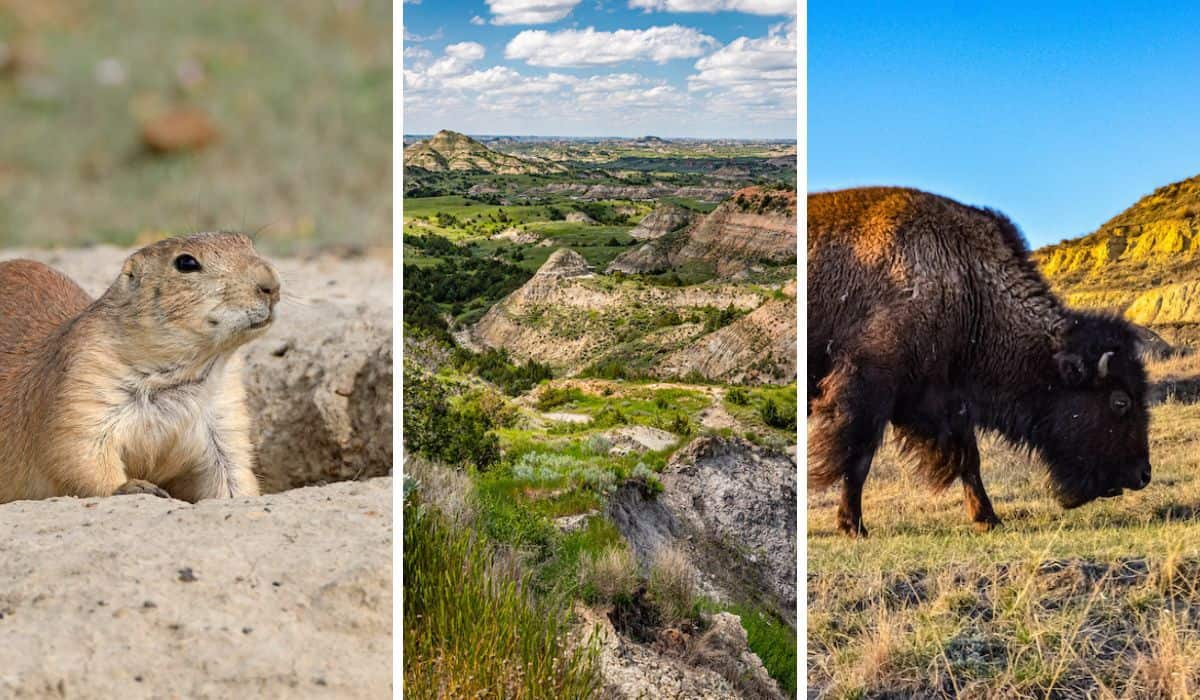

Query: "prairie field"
(808, 399), (1200, 698)
(0, 0), (390, 250)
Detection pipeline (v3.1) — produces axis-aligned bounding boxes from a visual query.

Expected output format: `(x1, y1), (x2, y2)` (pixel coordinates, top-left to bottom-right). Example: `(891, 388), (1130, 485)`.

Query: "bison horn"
(1098, 351), (1115, 378)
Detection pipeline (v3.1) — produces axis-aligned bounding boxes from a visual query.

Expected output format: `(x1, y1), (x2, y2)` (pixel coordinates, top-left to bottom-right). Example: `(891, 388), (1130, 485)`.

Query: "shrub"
(648, 545), (696, 626)
(669, 413), (694, 436)
(586, 434), (613, 456)
(403, 368), (500, 471)
(726, 386), (750, 405)
(579, 546), (638, 604)
(535, 385), (581, 411)
(760, 397), (797, 432)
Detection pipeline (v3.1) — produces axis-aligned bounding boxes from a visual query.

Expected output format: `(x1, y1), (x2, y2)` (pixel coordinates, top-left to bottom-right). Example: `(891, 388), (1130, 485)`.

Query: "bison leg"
(959, 442), (1001, 532)
(808, 363), (894, 538)
(893, 420), (1001, 532)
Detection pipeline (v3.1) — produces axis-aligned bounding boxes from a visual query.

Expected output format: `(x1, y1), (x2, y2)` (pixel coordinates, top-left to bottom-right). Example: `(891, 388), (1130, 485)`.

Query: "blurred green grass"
(0, 0), (390, 251)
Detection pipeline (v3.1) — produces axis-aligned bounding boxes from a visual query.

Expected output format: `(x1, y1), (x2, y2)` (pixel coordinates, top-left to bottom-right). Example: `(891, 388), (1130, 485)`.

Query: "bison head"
(1037, 314), (1151, 508)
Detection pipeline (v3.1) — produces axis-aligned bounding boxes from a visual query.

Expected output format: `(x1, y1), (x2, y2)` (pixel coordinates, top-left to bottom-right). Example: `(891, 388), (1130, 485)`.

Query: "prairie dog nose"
(253, 263), (281, 304)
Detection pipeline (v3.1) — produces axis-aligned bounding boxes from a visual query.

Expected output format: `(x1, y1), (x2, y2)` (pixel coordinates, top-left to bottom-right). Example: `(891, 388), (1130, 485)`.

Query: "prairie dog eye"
(174, 254), (202, 273)
(1110, 390), (1131, 416)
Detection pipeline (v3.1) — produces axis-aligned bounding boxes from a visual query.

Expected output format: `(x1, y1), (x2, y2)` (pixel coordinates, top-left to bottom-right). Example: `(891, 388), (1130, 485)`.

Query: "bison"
(808, 187), (1151, 536)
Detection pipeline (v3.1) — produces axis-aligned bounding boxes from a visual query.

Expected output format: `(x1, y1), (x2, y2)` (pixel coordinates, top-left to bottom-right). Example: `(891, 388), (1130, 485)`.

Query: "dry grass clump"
(578, 545), (637, 604)
(648, 545), (697, 626)
(404, 454), (474, 525)
(808, 401), (1200, 698)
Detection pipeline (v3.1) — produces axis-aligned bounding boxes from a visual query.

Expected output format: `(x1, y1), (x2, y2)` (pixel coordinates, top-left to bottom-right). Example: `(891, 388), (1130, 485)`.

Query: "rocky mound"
(0, 244), (393, 492)
(403, 129), (566, 175)
(1033, 173), (1200, 338)
(629, 203), (694, 241)
(575, 605), (782, 700)
(565, 211), (596, 224)
(608, 187), (797, 276)
(606, 436), (796, 623)
(489, 227), (541, 245)
(661, 281), (797, 384)
(470, 250), (765, 372)
(0, 478), (391, 697)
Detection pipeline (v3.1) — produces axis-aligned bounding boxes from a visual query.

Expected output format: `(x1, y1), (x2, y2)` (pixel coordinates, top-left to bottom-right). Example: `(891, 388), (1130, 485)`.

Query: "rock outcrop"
(575, 605), (783, 700)
(471, 249), (765, 372)
(0, 478), (392, 698)
(629, 203), (694, 241)
(661, 280), (797, 384)
(1033, 172), (1200, 335)
(606, 436), (797, 623)
(0, 245), (393, 493)
(608, 186), (797, 277)
(403, 129), (566, 175)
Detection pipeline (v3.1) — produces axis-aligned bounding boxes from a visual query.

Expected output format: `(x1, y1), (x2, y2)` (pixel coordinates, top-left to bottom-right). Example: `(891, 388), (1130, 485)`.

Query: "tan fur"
(0, 233), (280, 504)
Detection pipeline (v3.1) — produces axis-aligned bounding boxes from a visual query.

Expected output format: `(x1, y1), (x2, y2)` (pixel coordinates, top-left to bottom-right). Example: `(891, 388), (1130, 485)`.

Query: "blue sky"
(809, 1), (1200, 247)
(402, 0), (797, 139)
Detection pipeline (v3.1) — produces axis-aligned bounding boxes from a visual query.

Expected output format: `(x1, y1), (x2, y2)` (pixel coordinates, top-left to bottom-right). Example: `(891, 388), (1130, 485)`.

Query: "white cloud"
(505, 25), (718, 67)
(486, 0), (582, 25)
(687, 20), (796, 115)
(425, 41), (486, 78)
(470, 15), (486, 25)
(403, 27), (444, 42)
(403, 46), (432, 62)
(629, 0), (796, 14)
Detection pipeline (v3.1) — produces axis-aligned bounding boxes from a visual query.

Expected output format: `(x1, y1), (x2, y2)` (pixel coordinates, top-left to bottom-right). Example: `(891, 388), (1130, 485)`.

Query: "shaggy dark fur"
(808, 187), (1151, 536)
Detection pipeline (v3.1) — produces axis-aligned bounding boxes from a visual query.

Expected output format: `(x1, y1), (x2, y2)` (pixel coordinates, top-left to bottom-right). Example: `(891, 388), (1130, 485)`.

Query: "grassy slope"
(0, 0), (390, 250)
(808, 401), (1200, 698)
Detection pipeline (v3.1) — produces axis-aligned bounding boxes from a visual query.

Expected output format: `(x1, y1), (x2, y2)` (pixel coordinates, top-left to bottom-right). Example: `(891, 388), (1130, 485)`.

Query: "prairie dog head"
(106, 232), (281, 364)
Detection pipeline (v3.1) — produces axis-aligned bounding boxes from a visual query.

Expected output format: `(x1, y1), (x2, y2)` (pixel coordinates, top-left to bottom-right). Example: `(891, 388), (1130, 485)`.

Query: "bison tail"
(806, 410), (848, 489)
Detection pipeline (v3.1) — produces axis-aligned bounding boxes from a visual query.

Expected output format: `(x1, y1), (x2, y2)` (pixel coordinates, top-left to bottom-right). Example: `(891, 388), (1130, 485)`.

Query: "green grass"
(403, 497), (601, 699)
(0, 1), (389, 250)
(721, 603), (798, 698)
(808, 401), (1200, 698)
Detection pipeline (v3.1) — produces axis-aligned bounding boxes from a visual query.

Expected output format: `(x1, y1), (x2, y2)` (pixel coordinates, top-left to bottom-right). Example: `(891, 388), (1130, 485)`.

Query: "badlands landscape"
(809, 174), (1200, 698)
(403, 131), (798, 698)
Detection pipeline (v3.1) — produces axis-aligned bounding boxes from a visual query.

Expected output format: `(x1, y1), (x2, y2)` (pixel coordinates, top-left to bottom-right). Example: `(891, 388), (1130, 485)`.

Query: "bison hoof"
(837, 519), (869, 538)
(972, 518), (1002, 533)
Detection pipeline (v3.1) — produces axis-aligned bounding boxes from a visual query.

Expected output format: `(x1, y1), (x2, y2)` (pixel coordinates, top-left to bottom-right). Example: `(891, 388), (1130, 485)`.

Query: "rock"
(0, 245), (393, 493)
(471, 249), (764, 373)
(660, 280), (797, 384)
(604, 425), (678, 455)
(629, 203), (694, 241)
(0, 478), (392, 698)
(607, 436), (796, 623)
(608, 187), (796, 277)
(141, 107), (220, 154)
(688, 613), (785, 699)
(565, 211), (596, 224)
(574, 605), (743, 699)
(489, 227), (541, 245)
(403, 130), (566, 175)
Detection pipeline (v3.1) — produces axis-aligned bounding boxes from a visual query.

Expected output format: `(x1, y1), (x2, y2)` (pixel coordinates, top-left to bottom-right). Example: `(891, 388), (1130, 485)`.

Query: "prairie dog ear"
(1055, 352), (1086, 386)
(118, 256), (142, 293)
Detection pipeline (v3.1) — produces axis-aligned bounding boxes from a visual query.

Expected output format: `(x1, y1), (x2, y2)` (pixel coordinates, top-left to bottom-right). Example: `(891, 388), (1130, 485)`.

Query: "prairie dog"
(0, 232), (280, 504)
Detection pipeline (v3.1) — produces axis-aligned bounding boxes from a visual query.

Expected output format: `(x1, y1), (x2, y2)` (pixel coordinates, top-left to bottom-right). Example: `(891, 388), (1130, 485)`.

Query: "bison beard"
(807, 187), (1152, 537)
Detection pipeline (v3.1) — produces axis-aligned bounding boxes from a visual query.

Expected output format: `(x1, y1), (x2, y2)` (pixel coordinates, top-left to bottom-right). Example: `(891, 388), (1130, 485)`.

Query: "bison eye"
(1110, 390), (1131, 416)
(173, 254), (202, 273)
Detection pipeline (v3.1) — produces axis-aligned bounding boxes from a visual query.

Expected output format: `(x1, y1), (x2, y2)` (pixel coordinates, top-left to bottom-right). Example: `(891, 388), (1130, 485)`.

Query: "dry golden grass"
(648, 544), (697, 627)
(579, 545), (638, 604)
(808, 401), (1200, 698)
